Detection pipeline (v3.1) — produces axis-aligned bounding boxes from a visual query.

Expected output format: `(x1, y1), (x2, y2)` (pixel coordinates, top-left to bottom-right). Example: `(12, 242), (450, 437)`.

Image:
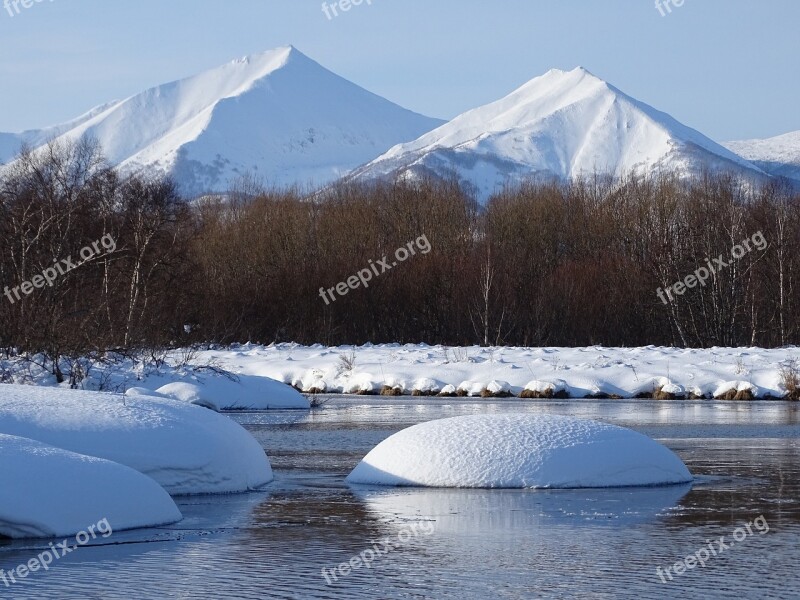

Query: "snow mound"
(0, 434), (181, 539)
(660, 383), (686, 396)
(341, 376), (376, 394)
(347, 414), (692, 488)
(484, 380), (513, 396)
(524, 379), (568, 394)
(155, 382), (217, 410)
(0, 385), (273, 494)
(136, 374), (309, 410)
(412, 378), (441, 394)
(521, 379), (569, 398)
(123, 386), (165, 398)
(456, 381), (485, 397)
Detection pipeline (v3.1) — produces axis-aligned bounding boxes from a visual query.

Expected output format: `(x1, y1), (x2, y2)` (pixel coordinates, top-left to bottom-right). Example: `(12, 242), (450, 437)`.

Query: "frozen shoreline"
(2, 343), (799, 401)
(200, 343), (800, 401)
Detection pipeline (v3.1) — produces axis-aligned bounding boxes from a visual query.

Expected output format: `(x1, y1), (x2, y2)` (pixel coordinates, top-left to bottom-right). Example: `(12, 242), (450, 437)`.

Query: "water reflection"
(353, 484), (693, 531)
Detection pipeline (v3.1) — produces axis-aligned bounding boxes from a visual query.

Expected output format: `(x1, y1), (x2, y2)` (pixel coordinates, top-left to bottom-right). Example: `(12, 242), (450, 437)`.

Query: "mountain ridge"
(724, 131), (800, 184)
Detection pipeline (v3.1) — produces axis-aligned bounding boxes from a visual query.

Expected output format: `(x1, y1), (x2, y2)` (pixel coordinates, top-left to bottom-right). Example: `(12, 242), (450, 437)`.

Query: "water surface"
(2, 398), (798, 599)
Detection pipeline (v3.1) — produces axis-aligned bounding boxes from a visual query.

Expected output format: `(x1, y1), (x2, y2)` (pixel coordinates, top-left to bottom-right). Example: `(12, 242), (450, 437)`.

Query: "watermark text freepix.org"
(4, 0), (55, 18)
(3, 234), (117, 305)
(656, 231), (767, 305)
(321, 521), (435, 585)
(1, 518), (113, 588)
(655, 0), (687, 17)
(319, 234), (431, 305)
(656, 515), (769, 584)
(322, 0), (372, 20)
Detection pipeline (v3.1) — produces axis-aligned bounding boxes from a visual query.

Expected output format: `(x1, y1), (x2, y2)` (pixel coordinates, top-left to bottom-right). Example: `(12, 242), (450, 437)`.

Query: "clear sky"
(0, 0), (797, 141)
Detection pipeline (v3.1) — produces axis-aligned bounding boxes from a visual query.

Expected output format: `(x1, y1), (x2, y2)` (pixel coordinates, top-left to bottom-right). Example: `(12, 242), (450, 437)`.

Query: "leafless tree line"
(1, 141), (799, 368)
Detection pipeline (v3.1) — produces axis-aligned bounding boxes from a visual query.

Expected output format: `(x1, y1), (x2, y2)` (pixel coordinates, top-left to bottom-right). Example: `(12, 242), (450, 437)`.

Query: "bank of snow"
(187, 343), (796, 400)
(347, 415), (692, 488)
(3, 343), (796, 401)
(0, 434), (182, 539)
(0, 385), (273, 495)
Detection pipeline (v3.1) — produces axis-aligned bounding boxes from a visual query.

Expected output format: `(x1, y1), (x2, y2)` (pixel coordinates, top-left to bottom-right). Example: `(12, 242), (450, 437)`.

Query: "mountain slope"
(1, 47), (443, 196)
(724, 131), (800, 184)
(0, 102), (121, 163)
(350, 67), (766, 201)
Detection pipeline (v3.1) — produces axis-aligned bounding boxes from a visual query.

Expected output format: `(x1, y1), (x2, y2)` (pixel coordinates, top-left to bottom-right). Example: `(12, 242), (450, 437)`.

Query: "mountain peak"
(234, 45), (301, 68)
(546, 66), (594, 76)
(1, 46), (444, 196)
(351, 67), (766, 201)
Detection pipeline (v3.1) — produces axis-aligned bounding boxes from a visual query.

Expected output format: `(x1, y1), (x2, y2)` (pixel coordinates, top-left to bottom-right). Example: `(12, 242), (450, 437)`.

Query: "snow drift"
(0, 385), (273, 494)
(0, 433), (182, 539)
(347, 414), (692, 488)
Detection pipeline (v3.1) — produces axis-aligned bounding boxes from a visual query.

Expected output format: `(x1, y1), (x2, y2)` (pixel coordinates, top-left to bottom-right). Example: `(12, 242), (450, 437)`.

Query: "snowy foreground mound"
(133, 375), (310, 411)
(347, 415), (692, 488)
(0, 434), (181, 539)
(0, 385), (273, 494)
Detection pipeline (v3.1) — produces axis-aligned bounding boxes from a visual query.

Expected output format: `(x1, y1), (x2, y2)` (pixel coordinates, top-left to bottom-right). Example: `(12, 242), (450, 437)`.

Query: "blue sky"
(0, 0), (797, 141)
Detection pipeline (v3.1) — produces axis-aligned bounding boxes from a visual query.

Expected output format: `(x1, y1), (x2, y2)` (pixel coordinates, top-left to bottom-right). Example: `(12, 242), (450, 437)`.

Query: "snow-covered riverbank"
(2, 343), (799, 402)
(187, 343), (800, 401)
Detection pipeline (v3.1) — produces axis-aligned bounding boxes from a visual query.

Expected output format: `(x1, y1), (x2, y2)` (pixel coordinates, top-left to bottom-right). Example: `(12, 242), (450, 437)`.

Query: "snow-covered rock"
(341, 376), (376, 395)
(347, 414), (692, 488)
(456, 381), (485, 397)
(713, 380), (759, 400)
(412, 378), (441, 395)
(521, 379), (569, 398)
(660, 383), (686, 396)
(0, 385), (273, 495)
(483, 380), (513, 397)
(0, 434), (181, 539)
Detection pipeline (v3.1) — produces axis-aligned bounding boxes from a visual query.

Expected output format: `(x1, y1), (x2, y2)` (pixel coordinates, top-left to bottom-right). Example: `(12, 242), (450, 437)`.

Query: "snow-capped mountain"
(349, 67), (767, 201)
(0, 46), (443, 196)
(724, 131), (800, 185)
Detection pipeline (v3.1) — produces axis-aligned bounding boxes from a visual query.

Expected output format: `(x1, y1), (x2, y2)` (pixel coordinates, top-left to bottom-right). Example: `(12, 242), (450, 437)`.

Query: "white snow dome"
(347, 414), (692, 489)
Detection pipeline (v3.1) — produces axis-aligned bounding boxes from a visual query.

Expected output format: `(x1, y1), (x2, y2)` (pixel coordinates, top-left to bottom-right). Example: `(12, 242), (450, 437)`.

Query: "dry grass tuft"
(780, 359), (800, 401)
(380, 385), (403, 396)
